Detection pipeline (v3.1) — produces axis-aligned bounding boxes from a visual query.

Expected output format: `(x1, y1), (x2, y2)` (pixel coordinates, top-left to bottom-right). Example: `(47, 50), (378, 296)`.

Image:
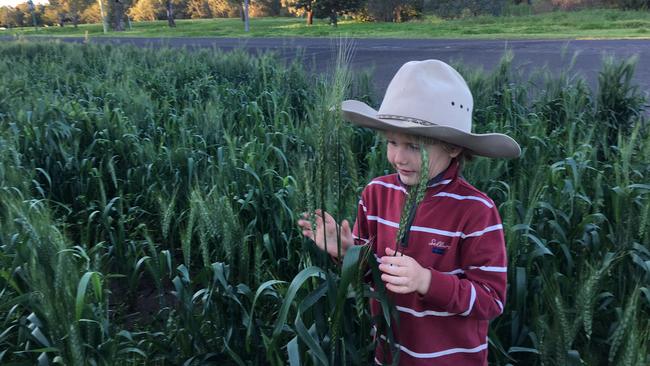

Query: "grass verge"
(2, 9), (650, 39)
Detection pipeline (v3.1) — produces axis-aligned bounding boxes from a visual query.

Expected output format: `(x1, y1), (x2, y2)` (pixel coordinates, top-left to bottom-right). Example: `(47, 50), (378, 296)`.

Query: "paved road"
(2, 36), (649, 97)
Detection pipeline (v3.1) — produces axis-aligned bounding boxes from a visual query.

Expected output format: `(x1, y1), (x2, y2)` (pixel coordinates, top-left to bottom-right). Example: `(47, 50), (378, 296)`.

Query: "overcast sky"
(0, 0), (49, 7)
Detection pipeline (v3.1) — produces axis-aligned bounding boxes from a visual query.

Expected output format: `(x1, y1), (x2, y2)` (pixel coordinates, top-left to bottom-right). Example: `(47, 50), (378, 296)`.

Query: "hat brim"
(342, 100), (521, 159)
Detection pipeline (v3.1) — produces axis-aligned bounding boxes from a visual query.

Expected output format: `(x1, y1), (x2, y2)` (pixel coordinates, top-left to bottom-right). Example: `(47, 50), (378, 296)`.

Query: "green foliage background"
(0, 41), (649, 365)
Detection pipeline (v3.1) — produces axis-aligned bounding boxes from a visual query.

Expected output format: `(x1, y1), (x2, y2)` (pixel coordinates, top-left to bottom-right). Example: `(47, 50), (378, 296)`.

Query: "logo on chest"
(429, 238), (450, 255)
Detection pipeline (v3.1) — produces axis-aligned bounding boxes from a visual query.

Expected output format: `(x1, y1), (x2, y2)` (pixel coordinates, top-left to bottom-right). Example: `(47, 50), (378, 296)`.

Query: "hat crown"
(378, 60), (473, 133)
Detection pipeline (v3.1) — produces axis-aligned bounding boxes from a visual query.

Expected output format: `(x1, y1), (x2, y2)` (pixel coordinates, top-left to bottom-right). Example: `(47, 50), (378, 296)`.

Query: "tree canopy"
(2, 0), (649, 29)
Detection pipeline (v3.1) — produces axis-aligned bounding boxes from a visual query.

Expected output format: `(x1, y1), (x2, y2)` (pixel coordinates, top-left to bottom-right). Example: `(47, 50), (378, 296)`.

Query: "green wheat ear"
(394, 146), (430, 249)
(415, 146), (430, 203)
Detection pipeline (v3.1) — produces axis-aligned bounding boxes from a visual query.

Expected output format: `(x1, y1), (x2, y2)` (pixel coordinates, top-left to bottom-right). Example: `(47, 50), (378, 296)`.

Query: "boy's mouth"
(398, 169), (416, 175)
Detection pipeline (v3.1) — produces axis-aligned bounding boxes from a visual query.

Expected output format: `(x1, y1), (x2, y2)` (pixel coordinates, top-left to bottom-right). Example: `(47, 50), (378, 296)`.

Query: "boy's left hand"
(379, 247), (432, 295)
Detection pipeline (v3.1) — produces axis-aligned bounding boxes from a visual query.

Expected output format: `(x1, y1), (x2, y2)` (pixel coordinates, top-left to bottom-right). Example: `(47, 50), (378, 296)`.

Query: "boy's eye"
(387, 140), (397, 146)
(408, 144), (420, 151)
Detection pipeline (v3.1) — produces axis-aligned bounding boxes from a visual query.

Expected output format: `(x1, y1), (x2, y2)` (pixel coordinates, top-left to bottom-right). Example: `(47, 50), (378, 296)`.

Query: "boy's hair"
(380, 131), (474, 170)
(414, 135), (474, 170)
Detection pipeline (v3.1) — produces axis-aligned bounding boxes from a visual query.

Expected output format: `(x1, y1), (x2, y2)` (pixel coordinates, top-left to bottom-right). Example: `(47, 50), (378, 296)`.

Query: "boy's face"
(385, 131), (458, 186)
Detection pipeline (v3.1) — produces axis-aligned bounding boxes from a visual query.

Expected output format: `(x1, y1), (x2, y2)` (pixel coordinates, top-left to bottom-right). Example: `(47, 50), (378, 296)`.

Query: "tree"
(128, 0), (178, 25)
(81, 2), (103, 23)
(242, 0), (249, 31)
(314, 0), (363, 26)
(60, 0), (87, 27)
(97, 0), (108, 32)
(428, 0), (505, 18)
(293, 0), (314, 24)
(43, 0), (65, 26)
(0, 6), (26, 28)
(42, 3), (60, 25)
(107, 0), (129, 31)
(14, 2), (36, 25)
(0, 7), (7, 27)
(128, 0), (161, 20)
(187, 0), (212, 18)
(165, 0), (176, 26)
(26, 0), (37, 28)
(366, 0), (423, 22)
(71, 0), (87, 26)
(248, 0), (282, 16)
(619, 0), (650, 9)
(41, 0), (90, 27)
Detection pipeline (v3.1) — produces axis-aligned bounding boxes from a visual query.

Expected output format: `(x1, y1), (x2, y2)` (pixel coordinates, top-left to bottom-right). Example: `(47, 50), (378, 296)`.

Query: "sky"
(0, 0), (48, 7)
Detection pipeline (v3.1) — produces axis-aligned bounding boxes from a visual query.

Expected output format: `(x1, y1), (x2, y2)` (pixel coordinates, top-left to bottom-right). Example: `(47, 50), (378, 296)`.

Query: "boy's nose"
(394, 147), (410, 165)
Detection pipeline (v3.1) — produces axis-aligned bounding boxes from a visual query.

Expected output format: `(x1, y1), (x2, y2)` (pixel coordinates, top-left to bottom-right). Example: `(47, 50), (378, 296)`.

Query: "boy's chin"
(398, 174), (419, 186)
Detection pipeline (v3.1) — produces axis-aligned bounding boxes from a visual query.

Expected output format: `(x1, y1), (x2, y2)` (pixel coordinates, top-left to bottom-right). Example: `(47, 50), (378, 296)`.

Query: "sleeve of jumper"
(418, 205), (508, 321)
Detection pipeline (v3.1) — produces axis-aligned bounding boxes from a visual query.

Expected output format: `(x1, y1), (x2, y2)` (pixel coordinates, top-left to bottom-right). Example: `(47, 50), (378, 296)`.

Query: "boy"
(297, 60), (520, 365)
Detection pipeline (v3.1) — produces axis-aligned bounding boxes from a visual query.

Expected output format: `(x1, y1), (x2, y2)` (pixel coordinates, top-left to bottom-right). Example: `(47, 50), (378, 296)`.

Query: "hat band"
(377, 114), (436, 127)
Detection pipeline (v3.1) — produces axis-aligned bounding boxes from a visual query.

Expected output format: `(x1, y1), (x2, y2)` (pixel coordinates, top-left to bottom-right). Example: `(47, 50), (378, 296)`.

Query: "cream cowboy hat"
(341, 60), (521, 158)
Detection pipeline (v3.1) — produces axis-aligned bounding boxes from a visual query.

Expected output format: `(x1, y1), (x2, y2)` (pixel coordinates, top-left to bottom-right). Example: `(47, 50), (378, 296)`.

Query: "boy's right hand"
(297, 209), (353, 259)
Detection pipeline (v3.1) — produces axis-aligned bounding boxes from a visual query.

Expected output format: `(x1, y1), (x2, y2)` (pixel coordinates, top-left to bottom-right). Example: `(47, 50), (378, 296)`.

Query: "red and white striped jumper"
(353, 159), (507, 366)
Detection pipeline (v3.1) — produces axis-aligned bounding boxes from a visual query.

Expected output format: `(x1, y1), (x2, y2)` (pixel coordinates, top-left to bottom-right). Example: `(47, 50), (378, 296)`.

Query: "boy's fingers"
(322, 213), (334, 224)
(314, 209), (334, 223)
(378, 263), (405, 276)
(379, 255), (407, 266)
(385, 283), (397, 293)
(385, 247), (404, 256)
(342, 219), (351, 234)
(385, 283), (408, 294)
(381, 274), (408, 286)
(314, 214), (323, 225)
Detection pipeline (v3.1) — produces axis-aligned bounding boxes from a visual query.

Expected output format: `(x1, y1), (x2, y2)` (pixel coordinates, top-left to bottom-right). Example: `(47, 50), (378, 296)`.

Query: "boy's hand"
(297, 209), (353, 259)
(379, 247), (432, 295)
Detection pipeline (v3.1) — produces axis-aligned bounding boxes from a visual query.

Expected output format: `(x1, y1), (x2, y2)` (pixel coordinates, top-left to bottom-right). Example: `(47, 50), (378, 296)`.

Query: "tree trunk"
(329, 10), (337, 27)
(98, 0), (108, 33)
(110, 0), (125, 31)
(243, 0), (249, 32)
(72, 3), (78, 28)
(166, 0), (175, 27)
(58, 14), (64, 27)
(306, 9), (313, 25)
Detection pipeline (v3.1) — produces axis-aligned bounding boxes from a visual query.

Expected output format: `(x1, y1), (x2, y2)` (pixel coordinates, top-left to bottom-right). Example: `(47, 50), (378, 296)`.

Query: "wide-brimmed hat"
(341, 60), (520, 158)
